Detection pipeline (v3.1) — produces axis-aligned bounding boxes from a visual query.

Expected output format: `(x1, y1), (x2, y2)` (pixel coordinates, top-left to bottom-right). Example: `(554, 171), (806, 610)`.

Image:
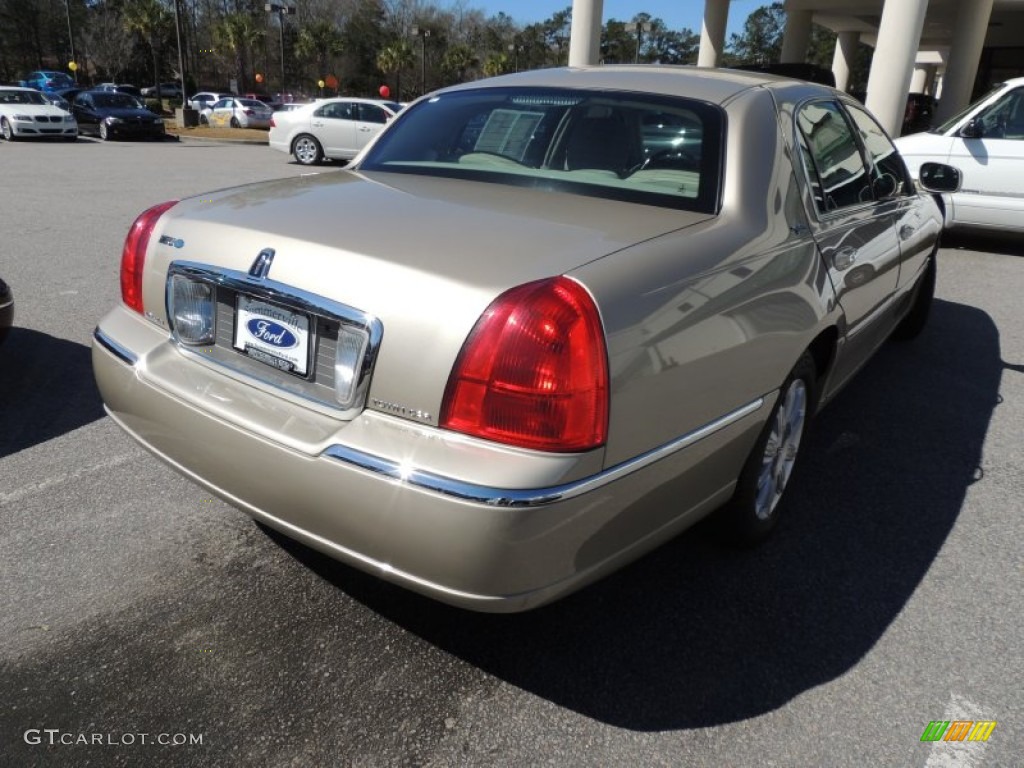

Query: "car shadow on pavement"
(0, 329), (105, 458)
(267, 297), (1002, 731)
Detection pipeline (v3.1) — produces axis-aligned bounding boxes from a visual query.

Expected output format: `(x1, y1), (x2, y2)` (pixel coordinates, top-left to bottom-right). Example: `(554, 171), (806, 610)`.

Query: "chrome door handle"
(832, 247), (858, 271)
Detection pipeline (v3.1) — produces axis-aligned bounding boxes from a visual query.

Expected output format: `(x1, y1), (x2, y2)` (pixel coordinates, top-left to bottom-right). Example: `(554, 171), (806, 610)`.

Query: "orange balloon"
(255, 73), (264, 84)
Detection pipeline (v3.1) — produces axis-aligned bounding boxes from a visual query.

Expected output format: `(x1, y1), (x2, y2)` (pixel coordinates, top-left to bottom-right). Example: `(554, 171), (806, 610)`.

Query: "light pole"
(172, 0), (187, 108)
(507, 42), (524, 73)
(63, 0), (76, 82)
(410, 25), (430, 96)
(624, 21), (652, 64)
(265, 3), (295, 95)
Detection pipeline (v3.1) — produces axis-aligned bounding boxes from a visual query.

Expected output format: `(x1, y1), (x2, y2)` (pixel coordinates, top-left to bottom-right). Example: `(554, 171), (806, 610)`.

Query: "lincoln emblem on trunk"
(249, 248), (275, 280)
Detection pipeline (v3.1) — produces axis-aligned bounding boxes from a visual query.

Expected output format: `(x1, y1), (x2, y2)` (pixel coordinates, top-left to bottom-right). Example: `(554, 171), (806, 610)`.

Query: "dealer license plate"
(233, 295), (311, 376)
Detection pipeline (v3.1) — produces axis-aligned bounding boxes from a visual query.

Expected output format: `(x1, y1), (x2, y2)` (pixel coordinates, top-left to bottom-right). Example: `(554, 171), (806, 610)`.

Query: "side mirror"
(959, 118), (983, 139)
(873, 173), (898, 199)
(918, 162), (961, 193)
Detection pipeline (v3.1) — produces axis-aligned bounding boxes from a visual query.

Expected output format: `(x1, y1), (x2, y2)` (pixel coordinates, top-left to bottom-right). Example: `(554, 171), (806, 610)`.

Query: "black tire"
(230, 116), (240, 128)
(199, 114), (209, 125)
(892, 255), (936, 341)
(1, 118), (14, 141)
(292, 134), (324, 165)
(716, 352), (818, 546)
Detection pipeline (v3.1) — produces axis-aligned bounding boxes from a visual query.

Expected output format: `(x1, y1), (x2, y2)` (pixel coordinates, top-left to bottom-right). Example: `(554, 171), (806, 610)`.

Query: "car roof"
(1, 85), (36, 92)
(439, 64), (836, 106)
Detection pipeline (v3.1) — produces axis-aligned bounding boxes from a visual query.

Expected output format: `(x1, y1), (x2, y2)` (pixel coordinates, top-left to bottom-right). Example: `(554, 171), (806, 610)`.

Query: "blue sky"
(471, 1), (765, 35)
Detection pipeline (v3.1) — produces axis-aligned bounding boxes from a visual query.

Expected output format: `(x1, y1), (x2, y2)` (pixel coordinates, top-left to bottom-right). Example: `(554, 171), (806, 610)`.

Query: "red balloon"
(378, 85), (390, 99)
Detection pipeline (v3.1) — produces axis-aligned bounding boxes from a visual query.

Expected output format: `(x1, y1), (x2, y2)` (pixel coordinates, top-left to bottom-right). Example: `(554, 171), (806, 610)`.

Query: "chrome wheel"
(1, 118), (12, 141)
(755, 378), (807, 520)
(293, 135), (322, 165)
(99, 121), (109, 140)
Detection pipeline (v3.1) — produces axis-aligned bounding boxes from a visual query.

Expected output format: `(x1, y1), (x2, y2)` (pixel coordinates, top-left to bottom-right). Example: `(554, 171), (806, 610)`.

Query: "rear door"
(794, 99), (901, 387)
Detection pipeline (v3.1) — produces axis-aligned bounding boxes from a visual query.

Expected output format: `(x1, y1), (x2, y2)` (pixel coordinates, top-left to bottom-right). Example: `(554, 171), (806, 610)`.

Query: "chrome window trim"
(166, 260), (383, 415)
(93, 326), (139, 366)
(323, 397), (765, 508)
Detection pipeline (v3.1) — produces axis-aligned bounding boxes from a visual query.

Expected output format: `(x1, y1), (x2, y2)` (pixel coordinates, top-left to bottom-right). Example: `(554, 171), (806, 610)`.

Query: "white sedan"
(895, 76), (1024, 233)
(0, 86), (77, 140)
(268, 97), (401, 165)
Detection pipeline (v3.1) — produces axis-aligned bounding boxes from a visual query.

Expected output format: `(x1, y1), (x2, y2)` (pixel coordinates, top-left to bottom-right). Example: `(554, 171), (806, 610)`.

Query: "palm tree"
(215, 13), (262, 94)
(122, 0), (171, 97)
(482, 53), (508, 78)
(441, 44), (475, 85)
(376, 41), (413, 101)
(295, 20), (344, 90)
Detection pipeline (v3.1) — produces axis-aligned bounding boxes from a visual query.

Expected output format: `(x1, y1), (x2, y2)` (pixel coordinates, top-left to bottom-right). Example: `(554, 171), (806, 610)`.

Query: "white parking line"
(923, 693), (993, 768)
(0, 453), (137, 505)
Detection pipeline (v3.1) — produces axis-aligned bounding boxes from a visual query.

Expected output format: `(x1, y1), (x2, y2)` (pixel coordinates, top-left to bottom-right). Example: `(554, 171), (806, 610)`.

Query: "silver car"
(92, 67), (958, 612)
(207, 97), (273, 129)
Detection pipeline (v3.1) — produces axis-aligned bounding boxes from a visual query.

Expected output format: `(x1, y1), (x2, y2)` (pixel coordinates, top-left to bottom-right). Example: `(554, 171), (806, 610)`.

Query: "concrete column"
(698, 0), (730, 68)
(910, 66), (928, 92)
(780, 9), (813, 64)
(910, 64), (937, 93)
(864, 0), (929, 136)
(934, 0), (994, 123)
(832, 31), (860, 92)
(568, 0), (604, 66)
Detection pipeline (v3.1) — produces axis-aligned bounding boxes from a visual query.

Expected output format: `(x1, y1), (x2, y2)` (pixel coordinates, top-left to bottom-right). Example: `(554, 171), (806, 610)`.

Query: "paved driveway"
(1, 138), (1021, 767)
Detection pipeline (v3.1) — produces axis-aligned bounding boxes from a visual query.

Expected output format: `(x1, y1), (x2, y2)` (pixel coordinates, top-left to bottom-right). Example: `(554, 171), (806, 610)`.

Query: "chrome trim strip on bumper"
(93, 327), (139, 366)
(323, 397), (765, 508)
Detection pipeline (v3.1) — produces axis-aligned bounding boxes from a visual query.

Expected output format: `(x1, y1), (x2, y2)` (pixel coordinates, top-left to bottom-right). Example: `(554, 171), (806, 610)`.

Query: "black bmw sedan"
(71, 90), (165, 141)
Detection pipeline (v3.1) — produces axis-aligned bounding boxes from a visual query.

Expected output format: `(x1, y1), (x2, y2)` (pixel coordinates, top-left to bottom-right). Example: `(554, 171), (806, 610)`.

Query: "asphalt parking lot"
(1, 137), (1022, 767)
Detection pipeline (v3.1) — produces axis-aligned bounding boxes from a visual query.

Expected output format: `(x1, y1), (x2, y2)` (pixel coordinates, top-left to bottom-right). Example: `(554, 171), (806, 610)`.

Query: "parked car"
(188, 91), (232, 115)
(902, 92), (937, 135)
(0, 277), (12, 345)
(19, 70), (75, 92)
(268, 97), (401, 164)
(95, 83), (144, 99)
(140, 82), (183, 98)
(52, 86), (84, 106)
(895, 76), (1024, 233)
(92, 66), (959, 612)
(71, 90), (165, 141)
(205, 97), (273, 129)
(39, 91), (72, 112)
(0, 86), (78, 140)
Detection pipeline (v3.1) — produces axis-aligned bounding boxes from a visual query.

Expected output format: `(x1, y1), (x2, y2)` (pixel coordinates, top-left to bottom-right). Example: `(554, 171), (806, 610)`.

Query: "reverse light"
(169, 275), (215, 344)
(440, 277), (609, 452)
(120, 200), (177, 314)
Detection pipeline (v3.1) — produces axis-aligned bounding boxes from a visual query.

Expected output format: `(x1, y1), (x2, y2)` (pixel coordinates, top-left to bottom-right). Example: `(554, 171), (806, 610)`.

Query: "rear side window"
(796, 100), (872, 213)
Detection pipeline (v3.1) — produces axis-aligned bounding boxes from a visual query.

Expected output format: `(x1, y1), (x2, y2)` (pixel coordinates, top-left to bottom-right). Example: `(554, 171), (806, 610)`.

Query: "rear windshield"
(358, 87), (723, 213)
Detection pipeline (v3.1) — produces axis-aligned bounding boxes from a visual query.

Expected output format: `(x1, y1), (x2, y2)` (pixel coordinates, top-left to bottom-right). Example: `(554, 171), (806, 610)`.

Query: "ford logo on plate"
(246, 319), (298, 349)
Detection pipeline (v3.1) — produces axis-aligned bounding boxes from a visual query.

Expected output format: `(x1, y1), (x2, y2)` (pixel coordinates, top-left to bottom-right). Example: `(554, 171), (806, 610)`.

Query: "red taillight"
(120, 200), (177, 314)
(440, 277), (609, 452)
(270, 116), (276, 128)
(244, 109), (254, 116)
